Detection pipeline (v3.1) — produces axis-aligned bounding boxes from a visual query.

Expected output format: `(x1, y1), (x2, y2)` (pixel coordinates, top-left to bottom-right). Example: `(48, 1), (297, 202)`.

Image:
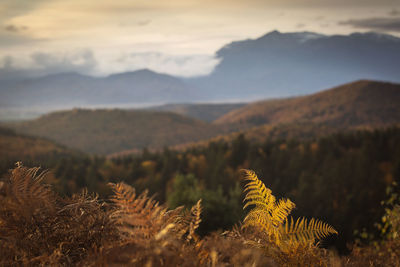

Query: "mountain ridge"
(2, 30), (400, 121)
(215, 80), (400, 127)
(189, 30), (400, 99)
(9, 109), (228, 155)
(0, 68), (199, 111)
(9, 79), (398, 156)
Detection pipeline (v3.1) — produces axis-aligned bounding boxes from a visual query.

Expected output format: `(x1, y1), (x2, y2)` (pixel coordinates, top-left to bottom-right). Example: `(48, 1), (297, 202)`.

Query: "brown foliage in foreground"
(0, 164), (118, 266)
(0, 164), (398, 266)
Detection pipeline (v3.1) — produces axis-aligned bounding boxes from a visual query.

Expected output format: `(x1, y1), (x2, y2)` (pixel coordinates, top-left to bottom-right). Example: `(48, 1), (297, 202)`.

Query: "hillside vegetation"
(7, 80), (400, 156)
(173, 80), (400, 150)
(147, 103), (245, 122)
(0, 126), (80, 171)
(1, 127), (400, 252)
(10, 109), (227, 155)
(1, 162), (399, 266)
(216, 80), (400, 128)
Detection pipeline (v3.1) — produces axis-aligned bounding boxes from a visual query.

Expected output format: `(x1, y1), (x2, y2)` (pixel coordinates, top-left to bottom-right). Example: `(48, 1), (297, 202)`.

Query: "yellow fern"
(281, 216), (338, 243)
(188, 199), (202, 242)
(241, 169), (337, 247)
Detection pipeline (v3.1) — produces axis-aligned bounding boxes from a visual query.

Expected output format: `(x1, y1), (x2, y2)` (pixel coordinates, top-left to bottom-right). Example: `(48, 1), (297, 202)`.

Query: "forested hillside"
(7, 80), (400, 156)
(9, 109), (227, 154)
(216, 80), (400, 127)
(0, 126), (81, 173)
(147, 103), (245, 122)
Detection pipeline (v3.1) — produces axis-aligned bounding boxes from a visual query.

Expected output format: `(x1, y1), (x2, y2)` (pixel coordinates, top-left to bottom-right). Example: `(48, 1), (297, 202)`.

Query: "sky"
(1, 0), (400, 78)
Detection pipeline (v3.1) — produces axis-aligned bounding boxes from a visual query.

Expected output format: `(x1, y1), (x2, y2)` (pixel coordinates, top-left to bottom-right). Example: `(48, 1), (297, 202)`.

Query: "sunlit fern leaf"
(242, 170), (276, 212)
(243, 209), (275, 234)
(270, 199), (296, 226)
(242, 169), (280, 242)
(188, 199), (202, 242)
(241, 169), (338, 248)
(282, 217), (338, 244)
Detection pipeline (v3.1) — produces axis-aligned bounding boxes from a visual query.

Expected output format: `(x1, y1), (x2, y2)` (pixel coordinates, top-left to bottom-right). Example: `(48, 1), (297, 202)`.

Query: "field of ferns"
(1, 164), (399, 266)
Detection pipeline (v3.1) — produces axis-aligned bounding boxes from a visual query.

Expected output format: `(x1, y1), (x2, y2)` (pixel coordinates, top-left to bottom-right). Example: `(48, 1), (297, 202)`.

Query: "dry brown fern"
(108, 182), (168, 240)
(0, 164), (340, 266)
(83, 183), (205, 266)
(0, 164), (118, 266)
(108, 182), (204, 244)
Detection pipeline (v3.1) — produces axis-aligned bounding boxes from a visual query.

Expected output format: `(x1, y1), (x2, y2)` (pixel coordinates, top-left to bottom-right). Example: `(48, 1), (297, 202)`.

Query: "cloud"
(339, 17), (400, 32)
(296, 23), (306, 29)
(119, 19), (152, 27)
(137, 20), (151, 26)
(389, 9), (399, 16)
(0, 49), (98, 80)
(0, 32), (45, 47)
(0, 56), (36, 80)
(4, 24), (28, 33)
(102, 52), (220, 77)
(30, 50), (97, 75)
(0, 24), (43, 47)
(0, 49), (219, 80)
(0, 0), (51, 22)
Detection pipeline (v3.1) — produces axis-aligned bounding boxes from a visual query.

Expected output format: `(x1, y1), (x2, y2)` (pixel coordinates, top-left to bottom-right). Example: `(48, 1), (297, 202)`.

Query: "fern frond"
(241, 169), (338, 249)
(242, 169), (276, 212)
(242, 169), (282, 243)
(270, 198), (295, 226)
(243, 209), (275, 233)
(108, 182), (167, 240)
(281, 217), (338, 243)
(187, 199), (202, 241)
(6, 164), (55, 217)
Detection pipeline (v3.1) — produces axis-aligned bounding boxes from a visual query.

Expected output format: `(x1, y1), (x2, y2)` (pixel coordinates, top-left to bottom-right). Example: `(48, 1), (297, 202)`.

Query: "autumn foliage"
(0, 164), (399, 266)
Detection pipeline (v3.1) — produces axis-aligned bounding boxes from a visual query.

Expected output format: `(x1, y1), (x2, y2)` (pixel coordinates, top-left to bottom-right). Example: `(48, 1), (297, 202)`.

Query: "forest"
(1, 152), (399, 266)
(2, 127), (400, 257)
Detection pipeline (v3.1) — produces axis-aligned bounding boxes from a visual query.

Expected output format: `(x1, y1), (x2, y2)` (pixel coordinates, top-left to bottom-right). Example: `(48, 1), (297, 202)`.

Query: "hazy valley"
(3, 79), (399, 156)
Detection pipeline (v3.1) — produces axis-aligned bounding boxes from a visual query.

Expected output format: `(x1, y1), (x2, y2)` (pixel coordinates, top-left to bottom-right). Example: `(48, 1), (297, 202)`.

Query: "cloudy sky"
(1, 0), (399, 78)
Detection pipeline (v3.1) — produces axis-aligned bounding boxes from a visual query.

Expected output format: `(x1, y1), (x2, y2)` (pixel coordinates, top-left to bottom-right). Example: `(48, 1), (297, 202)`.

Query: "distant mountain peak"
(257, 30), (325, 43)
(134, 68), (154, 74)
(265, 30), (281, 36)
(106, 68), (171, 80)
(349, 31), (400, 42)
(42, 72), (90, 79)
(108, 68), (154, 77)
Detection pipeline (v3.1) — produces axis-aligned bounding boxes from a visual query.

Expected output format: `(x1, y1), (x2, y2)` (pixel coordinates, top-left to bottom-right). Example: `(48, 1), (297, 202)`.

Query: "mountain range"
(1, 31), (400, 120)
(6, 80), (400, 155)
(0, 69), (197, 109)
(189, 31), (400, 99)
